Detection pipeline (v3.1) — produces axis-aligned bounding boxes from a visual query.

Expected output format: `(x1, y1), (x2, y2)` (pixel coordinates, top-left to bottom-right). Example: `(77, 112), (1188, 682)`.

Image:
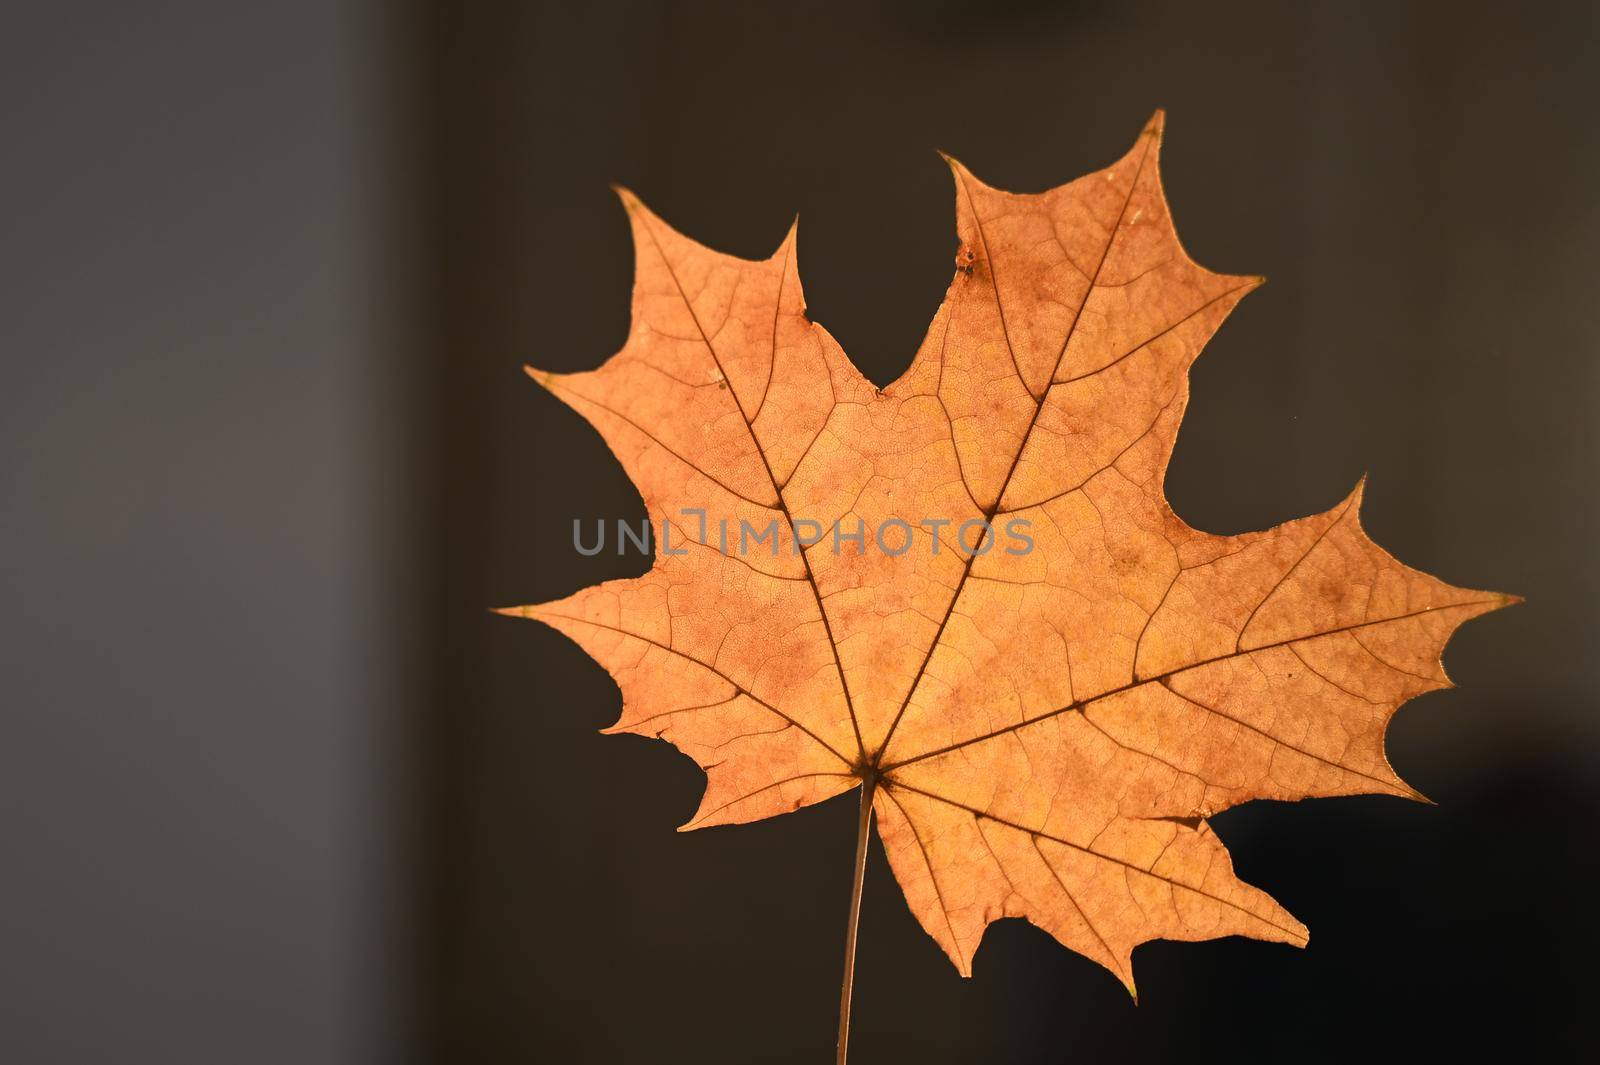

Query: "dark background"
(3, 2), (1596, 1063)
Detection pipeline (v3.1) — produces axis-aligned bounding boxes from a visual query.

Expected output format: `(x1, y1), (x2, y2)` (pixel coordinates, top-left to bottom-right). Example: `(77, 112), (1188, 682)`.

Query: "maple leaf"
(498, 112), (1515, 1048)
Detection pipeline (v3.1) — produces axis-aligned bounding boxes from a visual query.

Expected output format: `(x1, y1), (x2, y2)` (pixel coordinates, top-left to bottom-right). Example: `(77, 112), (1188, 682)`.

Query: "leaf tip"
(524, 364), (557, 390)
(610, 183), (643, 213)
(936, 148), (973, 181)
(1400, 778), (1437, 805)
(774, 213), (800, 259)
(1143, 108), (1167, 137)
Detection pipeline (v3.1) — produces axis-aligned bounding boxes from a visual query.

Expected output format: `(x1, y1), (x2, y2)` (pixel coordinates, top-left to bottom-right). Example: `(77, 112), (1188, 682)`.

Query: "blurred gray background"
(2, 3), (408, 1063)
(2, 2), (1595, 1063)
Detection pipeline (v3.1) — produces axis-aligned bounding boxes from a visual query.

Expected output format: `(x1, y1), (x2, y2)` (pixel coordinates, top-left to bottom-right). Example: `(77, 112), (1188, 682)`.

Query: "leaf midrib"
(633, 210), (871, 766)
(870, 133), (1159, 767)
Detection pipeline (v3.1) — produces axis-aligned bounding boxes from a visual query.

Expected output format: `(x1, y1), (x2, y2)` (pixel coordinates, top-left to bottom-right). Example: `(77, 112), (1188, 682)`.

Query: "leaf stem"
(837, 775), (876, 1065)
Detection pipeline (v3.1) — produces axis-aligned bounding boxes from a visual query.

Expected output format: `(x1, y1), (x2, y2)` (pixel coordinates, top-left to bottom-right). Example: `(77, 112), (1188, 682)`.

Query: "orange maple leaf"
(498, 112), (1515, 1052)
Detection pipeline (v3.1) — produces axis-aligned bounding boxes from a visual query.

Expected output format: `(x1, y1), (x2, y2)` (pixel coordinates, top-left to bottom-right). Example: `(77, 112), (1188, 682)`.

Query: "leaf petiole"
(836, 775), (877, 1065)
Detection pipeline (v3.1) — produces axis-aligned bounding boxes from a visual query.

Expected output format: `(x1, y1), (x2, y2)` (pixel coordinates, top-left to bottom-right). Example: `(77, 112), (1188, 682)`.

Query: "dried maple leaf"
(498, 112), (1515, 1055)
